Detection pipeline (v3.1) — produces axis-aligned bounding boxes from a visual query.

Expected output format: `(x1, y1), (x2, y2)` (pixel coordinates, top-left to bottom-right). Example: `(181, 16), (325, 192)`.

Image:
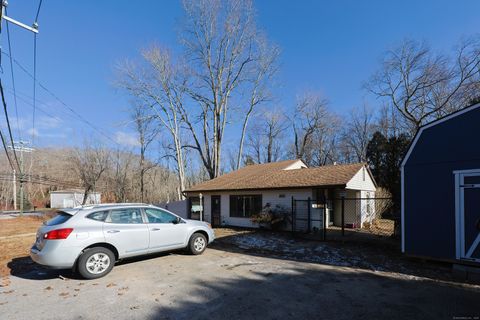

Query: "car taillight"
(43, 228), (74, 240)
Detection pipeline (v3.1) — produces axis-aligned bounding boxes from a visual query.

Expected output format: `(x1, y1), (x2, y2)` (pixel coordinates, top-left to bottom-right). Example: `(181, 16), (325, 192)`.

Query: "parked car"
(30, 204), (215, 279)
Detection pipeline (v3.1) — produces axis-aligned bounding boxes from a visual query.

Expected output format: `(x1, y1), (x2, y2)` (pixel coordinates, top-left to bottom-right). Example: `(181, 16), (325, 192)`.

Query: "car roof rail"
(74, 203), (154, 210)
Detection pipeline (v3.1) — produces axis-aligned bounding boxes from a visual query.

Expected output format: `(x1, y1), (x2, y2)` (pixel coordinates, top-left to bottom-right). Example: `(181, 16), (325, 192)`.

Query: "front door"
(457, 171), (480, 262)
(211, 196), (221, 227)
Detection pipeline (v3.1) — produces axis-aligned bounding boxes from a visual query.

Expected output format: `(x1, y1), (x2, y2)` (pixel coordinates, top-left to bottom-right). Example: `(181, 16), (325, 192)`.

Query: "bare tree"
(291, 93), (338, 165)
(111, 149), (134, 202)
(179, 0), (275, 178)
(116, 46), (188, 198)
(70, 145), (110, 205)
(367, 38), (480, 133)
(236, 37), (280, 169)
(246, 108), (288, 164)
(131, 103), (160, 202)
(341, 104), (375, 162)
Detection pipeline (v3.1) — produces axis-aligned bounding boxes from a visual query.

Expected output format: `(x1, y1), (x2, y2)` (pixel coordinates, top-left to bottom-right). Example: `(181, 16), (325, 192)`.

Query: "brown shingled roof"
(185, 160), (367, 192)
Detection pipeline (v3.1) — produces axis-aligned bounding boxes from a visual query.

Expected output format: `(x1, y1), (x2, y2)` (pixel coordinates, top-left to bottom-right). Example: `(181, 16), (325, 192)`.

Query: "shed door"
(458, 172), (480, 262)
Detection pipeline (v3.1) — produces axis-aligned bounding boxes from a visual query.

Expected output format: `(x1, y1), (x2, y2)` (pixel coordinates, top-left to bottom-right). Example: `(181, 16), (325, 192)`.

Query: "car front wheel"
(77, 247), (115, 279)
(188, 233), (207, 255)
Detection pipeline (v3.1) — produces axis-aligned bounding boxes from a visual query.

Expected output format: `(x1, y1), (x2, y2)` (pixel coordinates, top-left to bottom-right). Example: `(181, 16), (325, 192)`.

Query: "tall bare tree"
(367, 38), (480, 133)
(179, 0), (275, 178)
(341, 104), (375, 162)
(236, 37), (280, 169)
(246, 108), (288, 164)
(130, 103), (160, 202)
(70, 145), (110, 205)
(117, 46), (188, 198)
(290, 93), (339, 165)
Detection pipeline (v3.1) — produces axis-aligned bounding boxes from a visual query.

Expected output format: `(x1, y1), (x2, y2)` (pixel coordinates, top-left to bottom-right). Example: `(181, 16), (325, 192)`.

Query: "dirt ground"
(0, 216), (49, 278)
(0, 221), (479, 319)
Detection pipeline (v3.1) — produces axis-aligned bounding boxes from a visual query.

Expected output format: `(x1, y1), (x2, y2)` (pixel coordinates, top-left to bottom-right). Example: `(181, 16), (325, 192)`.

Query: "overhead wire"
(4, 7), (20, 140)
(31, 0), (43, 146)
(0, 50), (120, 146)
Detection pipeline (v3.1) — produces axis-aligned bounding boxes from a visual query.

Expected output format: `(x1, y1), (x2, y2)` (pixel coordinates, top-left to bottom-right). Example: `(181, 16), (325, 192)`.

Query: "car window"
(86, 211), (109, 222)
(145, 208), (178, 224)
(106, 208), (144, 224)
(44, 212), (72, 226)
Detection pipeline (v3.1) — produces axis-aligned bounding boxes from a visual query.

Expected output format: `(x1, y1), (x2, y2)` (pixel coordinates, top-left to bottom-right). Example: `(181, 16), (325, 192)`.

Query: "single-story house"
(50, 189), (101, 208)
(401, 102), (480, 266)
(184, 159), (377, 229)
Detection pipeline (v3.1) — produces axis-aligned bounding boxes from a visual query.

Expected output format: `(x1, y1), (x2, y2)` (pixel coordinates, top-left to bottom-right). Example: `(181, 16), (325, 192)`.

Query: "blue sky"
(1, 0), (479, 152)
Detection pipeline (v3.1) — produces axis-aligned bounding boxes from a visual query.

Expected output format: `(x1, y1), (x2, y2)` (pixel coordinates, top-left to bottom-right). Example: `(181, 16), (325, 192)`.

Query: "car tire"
(188, 233), (207, 255)
(77, 247), (115, 279)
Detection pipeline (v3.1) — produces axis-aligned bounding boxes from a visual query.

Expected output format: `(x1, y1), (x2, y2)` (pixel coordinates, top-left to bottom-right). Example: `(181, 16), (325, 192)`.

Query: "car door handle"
(151, 228), (161, 231)
(107, 230), (120, 233)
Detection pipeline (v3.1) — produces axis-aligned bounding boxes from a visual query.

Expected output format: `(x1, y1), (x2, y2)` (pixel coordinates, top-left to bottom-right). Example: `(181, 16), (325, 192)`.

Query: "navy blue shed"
(401, 103), (480, 265)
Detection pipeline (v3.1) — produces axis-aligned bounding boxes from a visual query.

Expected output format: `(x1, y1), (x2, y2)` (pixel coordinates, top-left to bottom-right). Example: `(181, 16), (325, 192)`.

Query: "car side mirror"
(172, 217), (181, 224)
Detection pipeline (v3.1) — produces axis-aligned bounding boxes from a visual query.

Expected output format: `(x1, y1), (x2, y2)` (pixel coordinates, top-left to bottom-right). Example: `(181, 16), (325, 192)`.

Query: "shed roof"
(50, 189), (101, 194)
(185, 160), (367, 192)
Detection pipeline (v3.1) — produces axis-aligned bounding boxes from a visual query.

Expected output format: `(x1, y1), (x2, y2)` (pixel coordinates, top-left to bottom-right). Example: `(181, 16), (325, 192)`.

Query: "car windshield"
(44, 212), (72, 226)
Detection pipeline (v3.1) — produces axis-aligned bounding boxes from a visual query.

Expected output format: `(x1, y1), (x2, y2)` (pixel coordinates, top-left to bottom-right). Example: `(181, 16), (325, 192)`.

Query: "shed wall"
(404, 107), (480, 260)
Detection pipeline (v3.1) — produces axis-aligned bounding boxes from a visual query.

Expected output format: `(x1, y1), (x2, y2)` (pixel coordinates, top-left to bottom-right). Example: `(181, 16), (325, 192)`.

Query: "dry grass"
(213, 227), (254, 239)
(0, 216), (49, 278)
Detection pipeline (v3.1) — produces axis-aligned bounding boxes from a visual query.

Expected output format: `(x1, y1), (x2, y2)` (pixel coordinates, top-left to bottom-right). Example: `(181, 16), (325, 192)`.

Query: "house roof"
(185, 160), (368, 193)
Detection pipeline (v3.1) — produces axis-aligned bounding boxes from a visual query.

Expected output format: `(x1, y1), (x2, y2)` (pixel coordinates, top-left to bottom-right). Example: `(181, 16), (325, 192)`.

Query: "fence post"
(323, 196), (327, 241)
(307, 197), (311, 233)
(291, 196), (294, 234)
(341, 196), (345, 236)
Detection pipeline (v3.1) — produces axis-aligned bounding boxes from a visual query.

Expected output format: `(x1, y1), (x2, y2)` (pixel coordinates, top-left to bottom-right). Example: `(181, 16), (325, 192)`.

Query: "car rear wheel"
(188, 233), (207, 255)
(77, 247), (115, 279)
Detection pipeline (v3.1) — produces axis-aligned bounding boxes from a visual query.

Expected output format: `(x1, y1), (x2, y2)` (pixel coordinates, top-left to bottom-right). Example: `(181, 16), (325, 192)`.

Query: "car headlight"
(206, 223), (212, 229)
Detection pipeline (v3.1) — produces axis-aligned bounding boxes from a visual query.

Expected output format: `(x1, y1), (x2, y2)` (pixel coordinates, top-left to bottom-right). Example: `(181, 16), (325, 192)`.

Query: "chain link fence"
(291, 197), (399, 242)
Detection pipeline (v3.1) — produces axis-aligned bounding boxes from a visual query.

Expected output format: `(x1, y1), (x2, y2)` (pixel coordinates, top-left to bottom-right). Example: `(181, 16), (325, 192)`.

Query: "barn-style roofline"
(400, 101), (480, 253)
(401, 102), (480, 169)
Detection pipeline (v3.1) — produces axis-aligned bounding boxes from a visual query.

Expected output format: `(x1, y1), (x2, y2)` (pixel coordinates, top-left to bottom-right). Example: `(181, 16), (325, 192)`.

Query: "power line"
(34, 0), (43, 23)
(32, 32), (37, 145)
(0, 77), (21, 172)
(0, 50), (120, 145)
(0, 128), (15, 171)
(32, 0), (42, 147)
(4, 8), (20, 140)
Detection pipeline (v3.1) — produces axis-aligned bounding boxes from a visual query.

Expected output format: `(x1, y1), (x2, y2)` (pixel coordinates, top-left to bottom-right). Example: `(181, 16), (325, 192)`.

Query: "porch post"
(341, 196), (345, 236)
(307, 197), (311, 233)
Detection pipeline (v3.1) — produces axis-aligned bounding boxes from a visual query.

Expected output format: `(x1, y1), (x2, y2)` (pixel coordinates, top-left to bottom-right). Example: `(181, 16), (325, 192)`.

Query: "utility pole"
(1, 1), (39, 34)
(9, 141), (34, 215)
(1, 1), (39, 214)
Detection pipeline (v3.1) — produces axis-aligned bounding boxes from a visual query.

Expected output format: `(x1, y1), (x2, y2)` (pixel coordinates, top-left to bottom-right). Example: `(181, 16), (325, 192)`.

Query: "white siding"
(346, 166), (376, 192)
(50, 192), (101, 209)
(200, 189), (313, 228)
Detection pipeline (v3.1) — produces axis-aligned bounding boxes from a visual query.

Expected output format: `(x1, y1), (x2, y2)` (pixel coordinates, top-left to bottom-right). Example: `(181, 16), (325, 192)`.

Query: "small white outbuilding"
(50, 189), (101, 208)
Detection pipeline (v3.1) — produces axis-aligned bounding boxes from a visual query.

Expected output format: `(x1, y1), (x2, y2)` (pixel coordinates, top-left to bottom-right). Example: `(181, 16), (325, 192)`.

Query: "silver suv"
(30, 204), (215, 279)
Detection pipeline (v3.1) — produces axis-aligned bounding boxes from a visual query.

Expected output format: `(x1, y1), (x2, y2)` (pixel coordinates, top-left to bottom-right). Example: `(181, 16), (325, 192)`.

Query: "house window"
(362, 167), (366, 181)
(230, 195), (262, 218)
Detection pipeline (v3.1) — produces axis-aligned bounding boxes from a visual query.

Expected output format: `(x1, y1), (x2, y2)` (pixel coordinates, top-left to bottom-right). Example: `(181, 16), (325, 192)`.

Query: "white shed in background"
(50, 189), (101, 208)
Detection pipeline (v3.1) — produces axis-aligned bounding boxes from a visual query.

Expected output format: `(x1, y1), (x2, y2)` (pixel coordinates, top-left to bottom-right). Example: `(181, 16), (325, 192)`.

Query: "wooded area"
(1, 0), (479, 210)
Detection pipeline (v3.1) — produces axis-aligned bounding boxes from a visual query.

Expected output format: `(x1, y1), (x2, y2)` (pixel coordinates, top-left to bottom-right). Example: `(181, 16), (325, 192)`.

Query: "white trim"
(454, 172), (461, 259)
(401, 166), (405, 253)
(455, 170), (480, 262)
(453, 169), (480, 174)
(400, 103), (480, 169)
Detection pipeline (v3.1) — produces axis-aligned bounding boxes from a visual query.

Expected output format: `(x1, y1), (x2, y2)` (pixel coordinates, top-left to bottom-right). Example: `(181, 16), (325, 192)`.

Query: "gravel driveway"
(0, 234), (479, 320)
